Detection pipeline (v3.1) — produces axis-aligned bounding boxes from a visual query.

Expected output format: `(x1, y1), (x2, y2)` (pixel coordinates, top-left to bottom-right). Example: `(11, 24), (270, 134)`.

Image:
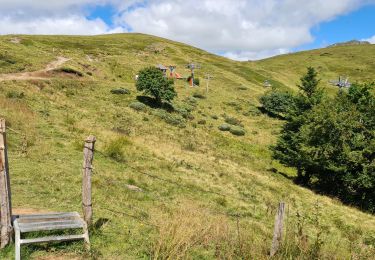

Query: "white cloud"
(117, 0), (373, 60)
(223, 49), (290, 61)
(0, 0), (374, 59)
(0, 0), (127, 35)
(363, 35), (375, 44)
(0, 16), (124, 35)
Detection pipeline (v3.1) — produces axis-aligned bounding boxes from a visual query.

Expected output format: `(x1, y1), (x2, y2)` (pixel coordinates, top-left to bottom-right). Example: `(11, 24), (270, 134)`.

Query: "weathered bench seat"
(13, 212), (89, 260)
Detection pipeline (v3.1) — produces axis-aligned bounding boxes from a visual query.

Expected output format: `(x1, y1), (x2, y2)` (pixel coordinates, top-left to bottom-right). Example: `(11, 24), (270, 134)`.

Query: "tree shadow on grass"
(136, 95), (174, 112)
(257, 106), (287, 120)
(267, 167), (296, 181)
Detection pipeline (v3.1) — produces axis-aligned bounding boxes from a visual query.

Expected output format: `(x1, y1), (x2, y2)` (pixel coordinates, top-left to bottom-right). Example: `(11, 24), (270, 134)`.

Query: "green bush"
(111, 88), (130, 95)
(104, 137), (129, 162)
(57, 67), (83, 77)
(224, 116), (242, 126)
(260, 90), (296, 118)
(218, 124), (231, 131)
(153, 110), (186, 128)
(229, 126), (246, 136)
(193, 77), (200, 86)
(129, 101), (147, 111)
(136, 67), (176, 104)
(6, 91), (25, 99)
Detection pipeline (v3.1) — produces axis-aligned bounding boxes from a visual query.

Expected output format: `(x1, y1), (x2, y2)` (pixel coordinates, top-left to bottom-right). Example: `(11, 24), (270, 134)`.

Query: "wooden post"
(205, 74), (212, 94)
(0, 119), (12, 248)
(82, 135), (96, 227)
(270, 202), (286, 257)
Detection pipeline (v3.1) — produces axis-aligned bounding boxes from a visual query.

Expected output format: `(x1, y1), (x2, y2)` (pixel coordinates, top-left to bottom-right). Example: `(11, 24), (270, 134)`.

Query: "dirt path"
(0, 56), (70, 82)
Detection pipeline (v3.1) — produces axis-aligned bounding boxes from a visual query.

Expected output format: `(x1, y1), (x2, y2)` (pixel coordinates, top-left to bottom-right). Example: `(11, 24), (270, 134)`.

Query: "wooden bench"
(13, 212), (89, 260)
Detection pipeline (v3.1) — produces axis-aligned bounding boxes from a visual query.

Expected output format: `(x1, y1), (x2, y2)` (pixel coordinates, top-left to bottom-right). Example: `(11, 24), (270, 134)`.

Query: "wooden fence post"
(82, 135), (96, 227)
(0, 119), (12, 248)
(270, 202), (286, 257)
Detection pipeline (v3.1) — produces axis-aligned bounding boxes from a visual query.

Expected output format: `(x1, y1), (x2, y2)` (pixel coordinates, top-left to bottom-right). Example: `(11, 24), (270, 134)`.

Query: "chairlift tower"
(186, 62), (201, 86)
(204, 73), (214, 94)
(329, 76), (351, 89)
(168, 65), (176, 78)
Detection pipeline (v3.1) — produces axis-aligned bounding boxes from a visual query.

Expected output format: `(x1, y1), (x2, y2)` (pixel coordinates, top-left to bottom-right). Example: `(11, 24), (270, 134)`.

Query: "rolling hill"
(0, 33), (374, 259)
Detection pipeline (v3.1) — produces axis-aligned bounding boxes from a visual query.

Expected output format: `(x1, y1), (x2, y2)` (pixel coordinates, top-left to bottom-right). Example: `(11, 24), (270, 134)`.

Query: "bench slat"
(20, 234), (85, 245)
(18, 220), (84, 231)
(17, 216), (81, 224)
(19, 223), (84, 233)
(16, 212), (80, 220)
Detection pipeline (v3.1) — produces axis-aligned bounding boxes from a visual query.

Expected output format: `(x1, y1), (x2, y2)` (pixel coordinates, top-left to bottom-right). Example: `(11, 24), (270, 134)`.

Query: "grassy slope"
(254, 44), (375, 93)
(0, 34), (374, 259)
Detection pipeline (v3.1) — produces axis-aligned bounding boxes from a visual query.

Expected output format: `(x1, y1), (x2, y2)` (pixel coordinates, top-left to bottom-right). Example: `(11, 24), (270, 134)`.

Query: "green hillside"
(254, 44), (375, 93)
(0, 34), (374, 259)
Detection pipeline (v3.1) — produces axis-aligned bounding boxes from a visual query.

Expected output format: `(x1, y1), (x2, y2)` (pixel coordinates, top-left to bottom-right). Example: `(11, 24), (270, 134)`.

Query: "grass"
(0, 34), (374, 259)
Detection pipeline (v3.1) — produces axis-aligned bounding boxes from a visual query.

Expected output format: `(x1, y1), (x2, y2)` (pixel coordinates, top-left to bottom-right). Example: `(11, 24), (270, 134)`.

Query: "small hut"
(156, 64), (167, 77)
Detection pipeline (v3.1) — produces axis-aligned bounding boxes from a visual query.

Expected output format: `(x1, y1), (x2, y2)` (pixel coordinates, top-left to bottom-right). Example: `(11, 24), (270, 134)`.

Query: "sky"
(0, 0), (374, 60)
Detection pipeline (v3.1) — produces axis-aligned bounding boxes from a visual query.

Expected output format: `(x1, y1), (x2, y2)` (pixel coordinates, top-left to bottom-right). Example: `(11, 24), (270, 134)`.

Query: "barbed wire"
(94, 149), (260, 206)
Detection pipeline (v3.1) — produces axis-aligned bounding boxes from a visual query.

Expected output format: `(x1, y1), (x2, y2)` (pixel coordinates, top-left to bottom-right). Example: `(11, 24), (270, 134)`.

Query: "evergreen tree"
(272, 67), (323, 184)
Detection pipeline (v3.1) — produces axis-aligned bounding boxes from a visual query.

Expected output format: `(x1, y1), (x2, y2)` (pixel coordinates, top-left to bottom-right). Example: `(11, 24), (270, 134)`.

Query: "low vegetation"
(0, 34), (374, 259)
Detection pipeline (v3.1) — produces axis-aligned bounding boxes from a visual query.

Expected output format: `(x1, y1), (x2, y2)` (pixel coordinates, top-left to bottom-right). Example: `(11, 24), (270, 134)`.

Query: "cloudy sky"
(0, 0), (374, 60)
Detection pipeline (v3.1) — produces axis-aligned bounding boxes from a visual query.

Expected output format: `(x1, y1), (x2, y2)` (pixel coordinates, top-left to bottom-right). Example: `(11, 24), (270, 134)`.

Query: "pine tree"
(272, 67), (323, 184)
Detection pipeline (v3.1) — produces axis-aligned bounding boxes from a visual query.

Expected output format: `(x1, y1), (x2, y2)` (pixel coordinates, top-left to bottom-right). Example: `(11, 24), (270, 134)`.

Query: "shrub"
(58, 67), (83, 77)
(229, 126), (246, 136)
(193, 77), (200, 86)
(211, 115), (219, 120)
(224, 116), (242, 126)
(260, 90), (296, 118)
(6, 91), (25, 99)
(153, 110), (186, 128)
(218, 124), (231, 131)
(104, 137), (129, 162)
(197, 119), (206, 125)
(136, 67), (176, 104)
(237, 85), (248, 90)
(129, 101), (147, 111)
(110, 88), (130, 95)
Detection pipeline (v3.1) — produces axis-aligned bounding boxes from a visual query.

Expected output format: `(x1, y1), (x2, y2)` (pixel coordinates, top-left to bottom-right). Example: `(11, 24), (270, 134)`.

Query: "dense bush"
(193, 77), (200, 86)
(260, 90), (296, 118)
(296, 86), (375, 211)
(218, 124), (231, 131)
(129, 101), (147, 111)
(111, 88), (130, 95)
(136, 67), (176, 104)
(229, 126), (246, 136)
(271, 66), (375, 212)
(224, 116), (242, 126)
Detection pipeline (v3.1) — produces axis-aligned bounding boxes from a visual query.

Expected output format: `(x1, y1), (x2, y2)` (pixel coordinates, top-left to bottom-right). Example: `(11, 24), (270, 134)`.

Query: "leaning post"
(82, 135), (96, 227)
(0, 119), (12, 248)
(270, 202), (286, 257)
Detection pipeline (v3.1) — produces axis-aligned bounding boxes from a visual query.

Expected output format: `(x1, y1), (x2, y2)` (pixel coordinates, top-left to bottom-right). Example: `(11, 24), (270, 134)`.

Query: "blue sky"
(0, 0), (374, 60)
(296, 5), (375, 51)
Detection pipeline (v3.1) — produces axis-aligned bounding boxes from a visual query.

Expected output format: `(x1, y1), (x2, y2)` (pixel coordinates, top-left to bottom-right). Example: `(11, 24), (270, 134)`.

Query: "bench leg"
(15, 228), (20, 260)
(83, 222), (90, 251)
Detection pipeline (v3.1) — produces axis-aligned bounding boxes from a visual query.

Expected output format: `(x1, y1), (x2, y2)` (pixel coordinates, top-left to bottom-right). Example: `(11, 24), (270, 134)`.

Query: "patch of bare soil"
(10, 37), (21, 44)
(0, 57), (70, 82)
(34, 254), (82, 260)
